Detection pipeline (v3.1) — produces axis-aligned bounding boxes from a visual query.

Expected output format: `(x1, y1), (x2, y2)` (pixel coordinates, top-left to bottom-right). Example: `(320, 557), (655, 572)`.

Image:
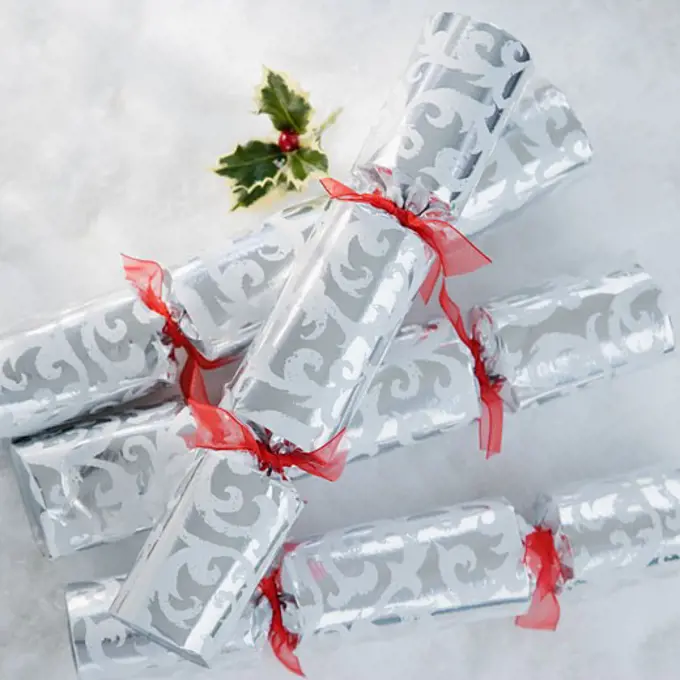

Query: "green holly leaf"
(215, 140), (285, 187)
(231, 181), (278, 210)
(287, 148), (329, 184)
(258, 69), (311, 134)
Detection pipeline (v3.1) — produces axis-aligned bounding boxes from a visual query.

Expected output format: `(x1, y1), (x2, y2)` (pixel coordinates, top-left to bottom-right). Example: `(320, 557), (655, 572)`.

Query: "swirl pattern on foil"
(472, 265), (674, 410)
(295, 321), (479, 472)
(0, 292), (176, 439)
(357, 13), (532, 210)
(10, 401), (194, 558)
(281, 500), (530, 644)
(543, 468), (680, 591)
(110, 452), (302, 664)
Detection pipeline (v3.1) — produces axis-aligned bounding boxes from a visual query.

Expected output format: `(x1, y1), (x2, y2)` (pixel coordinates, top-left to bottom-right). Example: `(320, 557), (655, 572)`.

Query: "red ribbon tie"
(185, 399), (348, 482)
(320, 178), (491, 304)
(122, 254), (236, 404)
(515, 527), (564, 631)
(436, 294), (504, 457)
(259, 566), (304, 676)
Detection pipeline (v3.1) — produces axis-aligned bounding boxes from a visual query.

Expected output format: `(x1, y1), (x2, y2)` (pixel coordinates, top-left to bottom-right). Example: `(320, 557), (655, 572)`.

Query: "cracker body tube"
(533, 467), (680, 593)
(471, 264), (674, 412)
(0, 72), (586, 441)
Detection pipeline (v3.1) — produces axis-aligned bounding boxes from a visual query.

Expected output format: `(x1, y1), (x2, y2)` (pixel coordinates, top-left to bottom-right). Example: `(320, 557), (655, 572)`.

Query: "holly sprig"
(215, 69), (340, 210)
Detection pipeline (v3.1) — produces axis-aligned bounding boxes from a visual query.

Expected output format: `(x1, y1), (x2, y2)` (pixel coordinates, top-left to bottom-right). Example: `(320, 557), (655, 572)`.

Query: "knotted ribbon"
(515, 527), (567, 631)
(122, 255), (236, 405)
(259, 564), (304, 676)
(185, 399), (348, 481)
(320, 178), (491, 304)
(437, 295), (504, 457)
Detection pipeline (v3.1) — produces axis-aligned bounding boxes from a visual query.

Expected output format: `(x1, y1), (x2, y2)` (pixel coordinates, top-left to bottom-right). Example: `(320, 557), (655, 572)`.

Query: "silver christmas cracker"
(0, 72), (587, 442)
(12, 319), (478, 559)
(533, 467), (680, 593)
(229, 13), (533, 453)
(65, 499), (530, 679)
(470, 264), (674, 410)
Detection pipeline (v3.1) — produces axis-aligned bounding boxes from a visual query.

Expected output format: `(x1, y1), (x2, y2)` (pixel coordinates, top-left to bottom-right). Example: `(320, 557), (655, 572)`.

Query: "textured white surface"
(1, 1), (680, 679)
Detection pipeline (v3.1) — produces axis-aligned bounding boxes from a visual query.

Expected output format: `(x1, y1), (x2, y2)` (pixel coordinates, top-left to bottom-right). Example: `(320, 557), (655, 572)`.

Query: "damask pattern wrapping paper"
(11, 319), (478, 559)
(9, 401), (195, 559)
(281, 500), (531, 645)
(109, 451), (304, 667)
(229, 12), (533, 453)
(0, 71), (587, 442)
(534, 467), (680, 593)
(0, 292), (177, 440)
(470, 264), (674, 411)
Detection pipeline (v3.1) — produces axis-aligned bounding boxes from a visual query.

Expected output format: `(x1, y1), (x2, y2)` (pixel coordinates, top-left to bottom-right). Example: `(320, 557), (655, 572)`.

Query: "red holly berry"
(278, 129), (300, 152)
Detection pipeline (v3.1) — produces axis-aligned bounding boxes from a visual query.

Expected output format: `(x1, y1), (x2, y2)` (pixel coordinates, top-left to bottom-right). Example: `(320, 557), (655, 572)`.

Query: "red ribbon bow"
(515, 527), (567, 631)
(259, 565), (304, 676)
(122, 255), (236, 404)
(185, 399), (348, 482)
(437, 294), (504, 457)
(320, 178), (491, 304)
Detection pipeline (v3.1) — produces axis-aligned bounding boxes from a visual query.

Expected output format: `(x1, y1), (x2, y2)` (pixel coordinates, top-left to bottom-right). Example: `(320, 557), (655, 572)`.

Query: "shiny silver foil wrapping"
(534, 467), (680, 593)
(281, 500), (531, 646)
(323, 320), (478, 468)
(12, 319), (477, 559)
(9, 401), (194, 559)
(0, 292), (177, 440)
(229, 12), (533, 452)
(471, 265), (675, 410)
(65, 578), (271, 680)
(109, 451), (303, 666)
(462, 77), (592, 228)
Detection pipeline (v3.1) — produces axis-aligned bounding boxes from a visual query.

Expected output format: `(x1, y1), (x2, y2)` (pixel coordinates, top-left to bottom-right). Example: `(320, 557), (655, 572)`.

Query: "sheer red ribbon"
(259, 565), (304, 676)
(515, 527), (565, 631)
(185, 399), (348, 481)
(319, 178), (491, 304)
(122, 255), (236, 404)
(437, 294), (504, 457)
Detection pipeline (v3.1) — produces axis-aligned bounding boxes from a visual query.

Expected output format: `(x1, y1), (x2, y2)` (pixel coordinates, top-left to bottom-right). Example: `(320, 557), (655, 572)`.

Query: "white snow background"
(1, 1), (680, 679)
